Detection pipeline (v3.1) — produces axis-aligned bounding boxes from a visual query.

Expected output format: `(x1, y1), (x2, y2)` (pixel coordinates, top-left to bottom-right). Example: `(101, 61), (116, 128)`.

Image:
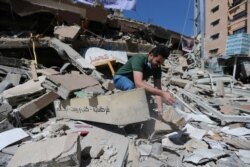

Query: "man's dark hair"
(149, 45), (170, 59)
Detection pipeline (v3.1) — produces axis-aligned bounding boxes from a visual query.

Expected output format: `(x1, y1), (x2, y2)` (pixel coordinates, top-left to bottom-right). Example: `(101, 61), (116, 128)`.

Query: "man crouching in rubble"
(113, 45), (175, 118)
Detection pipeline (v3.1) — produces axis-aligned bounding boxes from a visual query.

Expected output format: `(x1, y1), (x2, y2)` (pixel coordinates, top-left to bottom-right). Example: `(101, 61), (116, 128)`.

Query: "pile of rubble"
(1, 40), (250, 166)
(1, 0), (250, 167)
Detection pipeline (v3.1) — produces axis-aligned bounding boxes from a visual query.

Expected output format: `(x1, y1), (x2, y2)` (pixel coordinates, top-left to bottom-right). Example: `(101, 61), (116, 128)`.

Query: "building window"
(211, 19), (220, 26)
(209, 48), (219, 54)
(232, 0), (244, 7)
(211, 5), (219, 13)
(233, 27), (247, 34)
(211, 33), (220, 40)
(233, 11), (247, 21)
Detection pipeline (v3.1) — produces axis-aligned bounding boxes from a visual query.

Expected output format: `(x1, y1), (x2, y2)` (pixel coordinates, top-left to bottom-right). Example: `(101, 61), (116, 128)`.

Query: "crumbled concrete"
(7, 133), (81, 167)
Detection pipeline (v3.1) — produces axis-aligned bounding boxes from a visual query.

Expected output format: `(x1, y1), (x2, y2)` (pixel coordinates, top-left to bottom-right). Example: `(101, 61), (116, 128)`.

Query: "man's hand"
(162, 91), (175, 105)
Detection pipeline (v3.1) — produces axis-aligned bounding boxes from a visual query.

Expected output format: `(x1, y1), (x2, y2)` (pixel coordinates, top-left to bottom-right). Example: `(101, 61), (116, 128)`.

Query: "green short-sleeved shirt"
(115, 54), (161, 82)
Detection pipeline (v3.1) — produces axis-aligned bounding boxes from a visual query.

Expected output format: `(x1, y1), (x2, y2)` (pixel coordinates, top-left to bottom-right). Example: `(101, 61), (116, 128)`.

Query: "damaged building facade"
(1, 0), (250, 167)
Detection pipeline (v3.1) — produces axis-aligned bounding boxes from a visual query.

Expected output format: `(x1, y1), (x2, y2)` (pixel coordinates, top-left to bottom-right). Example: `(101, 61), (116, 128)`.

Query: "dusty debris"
(235, 150), (250, 164)
(7, 133), (81, 167)
(42, 73), (102, 99)
(2, 76), (46, 106)
(17, 91), (59, 119)
(0, 1), (250, 167)
(54, 25), (81, 42)
(183, 148), (227, 165)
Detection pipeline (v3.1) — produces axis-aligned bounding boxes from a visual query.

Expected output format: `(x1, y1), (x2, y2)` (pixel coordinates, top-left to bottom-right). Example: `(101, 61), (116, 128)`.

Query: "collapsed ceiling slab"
(9, 0), (109, 23)
(0, 37), (95, 72)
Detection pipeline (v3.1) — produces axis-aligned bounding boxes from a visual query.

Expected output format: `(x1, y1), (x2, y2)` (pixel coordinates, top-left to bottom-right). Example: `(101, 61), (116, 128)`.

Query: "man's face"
(149, 54), (165, 68)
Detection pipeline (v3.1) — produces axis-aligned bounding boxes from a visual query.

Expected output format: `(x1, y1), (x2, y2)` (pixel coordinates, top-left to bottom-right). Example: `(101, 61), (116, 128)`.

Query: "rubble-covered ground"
(1, 0), (250, 167)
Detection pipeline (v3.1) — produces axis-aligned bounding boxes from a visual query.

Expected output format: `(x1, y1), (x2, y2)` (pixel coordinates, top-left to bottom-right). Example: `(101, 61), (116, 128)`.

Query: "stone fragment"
(7, 133), (81, 167)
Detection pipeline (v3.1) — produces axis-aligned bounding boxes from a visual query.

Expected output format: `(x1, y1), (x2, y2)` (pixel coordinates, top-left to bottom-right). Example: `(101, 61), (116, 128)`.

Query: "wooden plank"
(30, 60), (38, 81)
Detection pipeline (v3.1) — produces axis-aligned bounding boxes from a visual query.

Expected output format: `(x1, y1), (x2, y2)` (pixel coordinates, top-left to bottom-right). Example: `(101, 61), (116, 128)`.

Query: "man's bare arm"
(133, 71), (163, 96)
(133, 71), (175, 105)
(154, 78), (163, 114)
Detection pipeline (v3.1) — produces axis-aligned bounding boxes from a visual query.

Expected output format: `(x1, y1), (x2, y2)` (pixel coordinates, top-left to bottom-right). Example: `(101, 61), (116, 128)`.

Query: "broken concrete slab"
(217, 153), (247, 167)
(4, 73), (21, 87)
(221, 126), (250, 136)
(17, 91), (59, 119)
(183, 124), (207, 140)
(220, 104), (239, 115)
(174, 106), (215, 124)
(126, 141), (139, 167)
(183, 148), (227, 165)
(11, 0), (108, 23)
(140, 118), (174, 140)
(36, 68), (60, 76)
(203, 138), (225, 150)
(1, 144), (19, 155)
(0, 119), (14, 133)
(42, 74), (102, 99)
(162, 132), (208, 151)
(0, 65), (31, 78)
(7, 133), (81, 167)
(162, 107), (186, 126)
(0, 80), (13, 94)
(170, 78), (192, 88)
(0, 56), (23, 67)
(139, 156), (167, 167)
(0, 101), (12, 118)
(49, 38), (95, 71)
(138, 144), (152, 156)
(55, 88), (150, 126)
(195, 76), (233, 84)
(235, 150), (250, 164)
(180, 89), (250, 124)
(216, 80), (225, 97)
(62, 120), (129, 167)
(0, 37), (95, 73)
(2, 76), (46, 106)
(0, 152), (12, 167)
(223, 136), (250, 150)
(54, 25), (81, 42)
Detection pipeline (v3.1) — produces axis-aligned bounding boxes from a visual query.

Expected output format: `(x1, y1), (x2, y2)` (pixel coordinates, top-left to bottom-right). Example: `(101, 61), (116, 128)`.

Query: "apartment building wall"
(228, 0), (249, 35)
(248, 1), (250, 33)
(205, 0), (228, 58)
(205, 0), (250, 58)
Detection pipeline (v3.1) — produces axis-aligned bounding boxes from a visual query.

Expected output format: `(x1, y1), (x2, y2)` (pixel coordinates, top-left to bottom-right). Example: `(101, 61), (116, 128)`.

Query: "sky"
(123, 0), (194, 36)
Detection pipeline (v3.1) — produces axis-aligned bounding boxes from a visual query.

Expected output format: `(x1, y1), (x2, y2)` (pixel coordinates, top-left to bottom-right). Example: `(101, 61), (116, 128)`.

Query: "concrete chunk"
(7, 133), (81, 167)
(5, 73), (21, 86)
(43, 74), (103, 99)
(183, 148), (227, 164)
(3, 76), (46, 106)
(37, 68), (60, 76)
(75, 122), (129, 167)
(55, 88), (150, 126)
(54, 25), (81, 41)
(18, 91), (59, 119)
(170, 78), (192, 88)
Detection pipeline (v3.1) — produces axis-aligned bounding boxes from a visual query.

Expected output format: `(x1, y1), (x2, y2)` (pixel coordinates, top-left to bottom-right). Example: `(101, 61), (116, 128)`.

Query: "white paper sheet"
(0, 128), (29, 150)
